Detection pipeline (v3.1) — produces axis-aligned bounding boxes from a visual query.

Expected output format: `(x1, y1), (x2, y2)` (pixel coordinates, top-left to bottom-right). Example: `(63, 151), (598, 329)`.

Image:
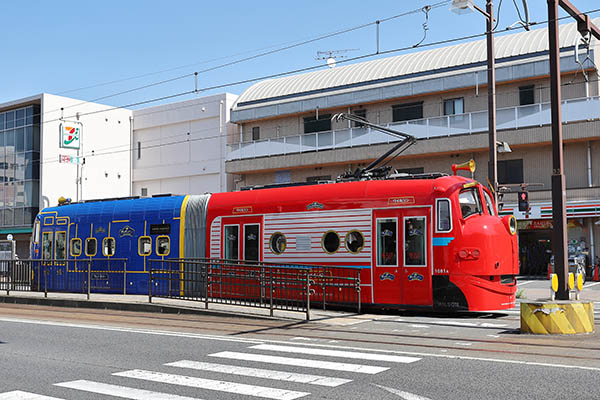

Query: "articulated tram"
(31, 171), (519, 311)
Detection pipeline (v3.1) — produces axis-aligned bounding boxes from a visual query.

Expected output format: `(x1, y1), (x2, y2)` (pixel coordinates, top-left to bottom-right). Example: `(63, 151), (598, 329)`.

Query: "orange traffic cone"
(547, 263), (552, 280)
(593, 264), (600, 282)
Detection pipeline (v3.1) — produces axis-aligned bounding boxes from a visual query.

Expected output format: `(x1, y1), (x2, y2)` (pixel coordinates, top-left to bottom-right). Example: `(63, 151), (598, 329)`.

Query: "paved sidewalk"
(0, 290), (354, 322)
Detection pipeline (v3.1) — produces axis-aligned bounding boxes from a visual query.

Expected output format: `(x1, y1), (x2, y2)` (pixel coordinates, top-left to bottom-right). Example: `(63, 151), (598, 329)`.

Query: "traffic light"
(518, 191), (529, 212)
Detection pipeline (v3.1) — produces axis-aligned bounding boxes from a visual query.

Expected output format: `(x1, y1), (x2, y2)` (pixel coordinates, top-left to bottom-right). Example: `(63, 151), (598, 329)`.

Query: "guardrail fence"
(0, 259), (128, 299)
(148, 258), (361, 320)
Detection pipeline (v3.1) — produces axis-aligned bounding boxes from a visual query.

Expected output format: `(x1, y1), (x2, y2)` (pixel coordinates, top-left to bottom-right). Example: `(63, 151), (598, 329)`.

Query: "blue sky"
(1, 0), (599, 108)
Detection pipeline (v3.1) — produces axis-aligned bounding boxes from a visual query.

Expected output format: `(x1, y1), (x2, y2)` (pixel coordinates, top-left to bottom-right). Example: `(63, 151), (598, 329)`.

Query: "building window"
(274, 170), (291, 184)
(396, 167), (424, 175)
(392, 102), (423, 122)
(353, 109), (366, 127)
(519, 85), (535, 106)
(252, 127), (260, 141)
(498, 159), (524, 184)
(137, 141), (141, 159)
(304, 114), (332, 133)
(444, 98), (464, 115)
(141, 188), (148, 197)
(306, 175), (331, 183)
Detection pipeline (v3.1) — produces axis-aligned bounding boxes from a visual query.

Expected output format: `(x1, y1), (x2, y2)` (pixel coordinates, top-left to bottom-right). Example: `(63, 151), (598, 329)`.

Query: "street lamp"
(451, 0), (498, 206)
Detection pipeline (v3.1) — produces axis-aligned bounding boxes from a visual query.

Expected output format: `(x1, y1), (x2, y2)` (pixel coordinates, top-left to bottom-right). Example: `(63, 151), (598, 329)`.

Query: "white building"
(0, 94), (132, 256)
(131, 93), (238, 197)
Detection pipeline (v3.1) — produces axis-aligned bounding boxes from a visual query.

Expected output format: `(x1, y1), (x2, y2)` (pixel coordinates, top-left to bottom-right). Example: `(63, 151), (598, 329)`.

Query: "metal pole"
(87, 261), (91, 300)
(548, 0), (569, 299)
(123, 261), (127, 295)
(148, 262), (152, 303)
(44, 264), (47, 298)
(486, 0), (498, 206)
(306, 270), (311, 321)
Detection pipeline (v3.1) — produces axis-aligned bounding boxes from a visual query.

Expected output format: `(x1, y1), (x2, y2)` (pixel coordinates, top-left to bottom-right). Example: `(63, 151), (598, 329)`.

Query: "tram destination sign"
(149, 223), (171, 235)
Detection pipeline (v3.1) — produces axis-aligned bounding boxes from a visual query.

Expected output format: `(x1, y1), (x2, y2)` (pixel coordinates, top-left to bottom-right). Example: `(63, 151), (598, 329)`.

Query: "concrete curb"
(0, 294), (290, 321)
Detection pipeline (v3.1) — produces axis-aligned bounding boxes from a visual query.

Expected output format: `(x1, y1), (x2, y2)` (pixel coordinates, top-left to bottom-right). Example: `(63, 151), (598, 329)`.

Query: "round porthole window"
(322, 231), (340, 254)
(345, 230), (365, 254)
(270, 232), (286, 254)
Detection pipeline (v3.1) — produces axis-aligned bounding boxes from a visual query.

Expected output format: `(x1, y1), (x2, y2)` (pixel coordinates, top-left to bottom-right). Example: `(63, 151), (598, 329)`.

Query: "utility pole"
(546, 0), (600, 299)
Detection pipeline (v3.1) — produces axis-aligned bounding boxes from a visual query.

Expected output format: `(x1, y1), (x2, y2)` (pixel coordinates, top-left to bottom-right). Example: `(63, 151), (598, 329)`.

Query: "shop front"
(501, 201), (600, 277)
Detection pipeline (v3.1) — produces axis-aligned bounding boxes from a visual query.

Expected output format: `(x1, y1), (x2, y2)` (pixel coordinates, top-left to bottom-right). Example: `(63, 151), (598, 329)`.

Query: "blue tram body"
(30, 195), (199, 294)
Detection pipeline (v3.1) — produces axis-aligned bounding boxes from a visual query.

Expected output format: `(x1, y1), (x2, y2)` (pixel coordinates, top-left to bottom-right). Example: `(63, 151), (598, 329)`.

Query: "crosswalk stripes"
(113, 369), (309, 400)
(1, 343), (420, 399)
(166, 360), (352, 387)
(250, 344), (422, 363)
(0, 391), (64, 400)
(55, 380), (201, 400)
(210, 351), (390, 374)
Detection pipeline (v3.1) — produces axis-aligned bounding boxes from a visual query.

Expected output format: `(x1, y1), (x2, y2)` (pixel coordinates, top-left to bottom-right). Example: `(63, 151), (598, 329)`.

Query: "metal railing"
(0, 259), (128, 299)
(227, 96), (600, 160)
(148, 258), (361, 320)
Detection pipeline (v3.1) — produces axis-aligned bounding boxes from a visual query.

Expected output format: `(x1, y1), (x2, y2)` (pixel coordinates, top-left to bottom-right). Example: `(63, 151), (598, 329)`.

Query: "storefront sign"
(517, 220), (553, 230)
(59, 123), (81, 149)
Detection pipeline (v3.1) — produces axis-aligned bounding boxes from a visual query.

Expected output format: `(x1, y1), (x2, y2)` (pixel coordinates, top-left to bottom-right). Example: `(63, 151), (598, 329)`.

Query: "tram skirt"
(520, 301), (594, 334)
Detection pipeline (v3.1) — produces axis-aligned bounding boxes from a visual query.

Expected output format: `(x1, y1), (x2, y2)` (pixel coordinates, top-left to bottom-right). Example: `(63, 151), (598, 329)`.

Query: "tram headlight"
(502, 215), (517, 235)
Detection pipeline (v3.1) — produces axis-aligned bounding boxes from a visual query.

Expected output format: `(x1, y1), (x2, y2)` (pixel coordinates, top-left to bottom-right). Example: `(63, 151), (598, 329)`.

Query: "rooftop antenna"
(315, 49), (359, 68)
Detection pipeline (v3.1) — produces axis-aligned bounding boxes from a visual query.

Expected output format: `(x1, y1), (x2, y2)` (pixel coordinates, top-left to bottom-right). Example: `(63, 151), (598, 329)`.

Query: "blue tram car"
(30, 195), (210, 294)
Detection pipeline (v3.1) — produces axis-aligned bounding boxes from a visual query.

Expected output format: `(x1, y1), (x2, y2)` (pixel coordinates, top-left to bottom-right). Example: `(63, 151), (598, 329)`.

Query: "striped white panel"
(0, 392), (65, 400)
(54, 380), (200, 400)
(209, 217), (222, 258)
(166, 360), (351, 387)
(250, 345), (421, 364)
(210, 351), (388, 374)
(113, 370), (309, 400)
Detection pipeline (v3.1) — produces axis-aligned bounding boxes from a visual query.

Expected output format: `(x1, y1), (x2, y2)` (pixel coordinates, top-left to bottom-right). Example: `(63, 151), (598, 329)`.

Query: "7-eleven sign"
(59, 123), (81, 149)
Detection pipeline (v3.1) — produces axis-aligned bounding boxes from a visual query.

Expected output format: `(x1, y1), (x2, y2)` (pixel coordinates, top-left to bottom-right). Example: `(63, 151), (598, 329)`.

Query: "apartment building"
(227, 20), (600, 276)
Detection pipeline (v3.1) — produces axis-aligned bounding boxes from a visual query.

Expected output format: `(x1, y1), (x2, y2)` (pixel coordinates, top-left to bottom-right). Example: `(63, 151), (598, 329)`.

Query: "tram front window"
(459, 189), (481, 219)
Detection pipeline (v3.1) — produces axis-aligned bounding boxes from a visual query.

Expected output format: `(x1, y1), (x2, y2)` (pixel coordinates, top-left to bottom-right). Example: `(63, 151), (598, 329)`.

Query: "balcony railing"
(227, 96), (600, 160)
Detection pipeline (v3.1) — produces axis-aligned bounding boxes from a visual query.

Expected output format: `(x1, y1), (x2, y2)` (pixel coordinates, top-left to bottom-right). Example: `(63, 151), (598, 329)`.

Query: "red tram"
(206, 173), (518, 311)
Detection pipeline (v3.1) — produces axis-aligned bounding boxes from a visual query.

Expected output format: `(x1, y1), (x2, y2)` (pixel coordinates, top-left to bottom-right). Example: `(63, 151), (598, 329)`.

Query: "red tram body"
(206, 175), (519, 311)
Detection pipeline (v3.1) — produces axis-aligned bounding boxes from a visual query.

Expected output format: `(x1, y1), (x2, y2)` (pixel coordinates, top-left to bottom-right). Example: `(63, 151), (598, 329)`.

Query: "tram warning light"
(518, 191), (529, 212)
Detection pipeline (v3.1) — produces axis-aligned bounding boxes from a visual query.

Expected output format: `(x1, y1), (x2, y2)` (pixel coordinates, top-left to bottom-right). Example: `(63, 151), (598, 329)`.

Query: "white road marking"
(55, 380), (201, 400)
(410, 324), (430, 328)
(3, 316), (600, 373)
(166, 360), (351, 387)
(454, 342), (473, 346)
(516, 280), (537, 286)
(114, 369), (309, 400)
(584, 281), (600, 288)
(374, 384), (433, 400)
(0, 392), (64, 400)
(210, 351), (388, 374)
(250, 344), (421, 363)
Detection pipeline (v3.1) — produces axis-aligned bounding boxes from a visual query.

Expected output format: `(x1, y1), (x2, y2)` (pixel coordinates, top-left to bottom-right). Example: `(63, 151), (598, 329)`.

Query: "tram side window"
(103, 237), (115, 256)
(270, 232), (287, 255)
(244, 225), (259, 261)
(459, 189), (481, 219)
(345, 230), (365, 254)
(41, 232), (53, 260)
(85, 238), (97, 256)
(224, 225), (239, 260)
(70, 238), (82, 257)
(482, 190), (496, 216)
(377, 219), (397, 266)
(139, 237), (151, 256)
(33, 221), (40, 244)
(55, 232), (66, 260)
(157, 236), (170, 256)
(405, 217), (426, 266)
(436, 199), (452, 232)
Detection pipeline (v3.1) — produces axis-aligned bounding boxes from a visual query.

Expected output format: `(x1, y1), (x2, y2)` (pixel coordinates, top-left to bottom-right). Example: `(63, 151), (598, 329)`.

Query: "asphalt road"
(0, 298), (599, 400)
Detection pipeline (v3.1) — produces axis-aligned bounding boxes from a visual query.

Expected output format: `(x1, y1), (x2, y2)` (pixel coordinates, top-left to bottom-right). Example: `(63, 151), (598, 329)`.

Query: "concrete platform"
(520, 300), (595, 334)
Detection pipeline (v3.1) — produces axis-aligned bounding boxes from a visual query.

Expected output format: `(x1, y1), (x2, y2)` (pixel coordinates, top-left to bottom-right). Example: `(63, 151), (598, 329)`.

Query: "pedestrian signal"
(518, 191), (529, 212)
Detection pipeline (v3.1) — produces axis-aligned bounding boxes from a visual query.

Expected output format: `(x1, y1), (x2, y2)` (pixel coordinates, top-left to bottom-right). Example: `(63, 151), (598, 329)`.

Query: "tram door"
(221, 216), (263, 262)
(372, 208), (432, 306)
